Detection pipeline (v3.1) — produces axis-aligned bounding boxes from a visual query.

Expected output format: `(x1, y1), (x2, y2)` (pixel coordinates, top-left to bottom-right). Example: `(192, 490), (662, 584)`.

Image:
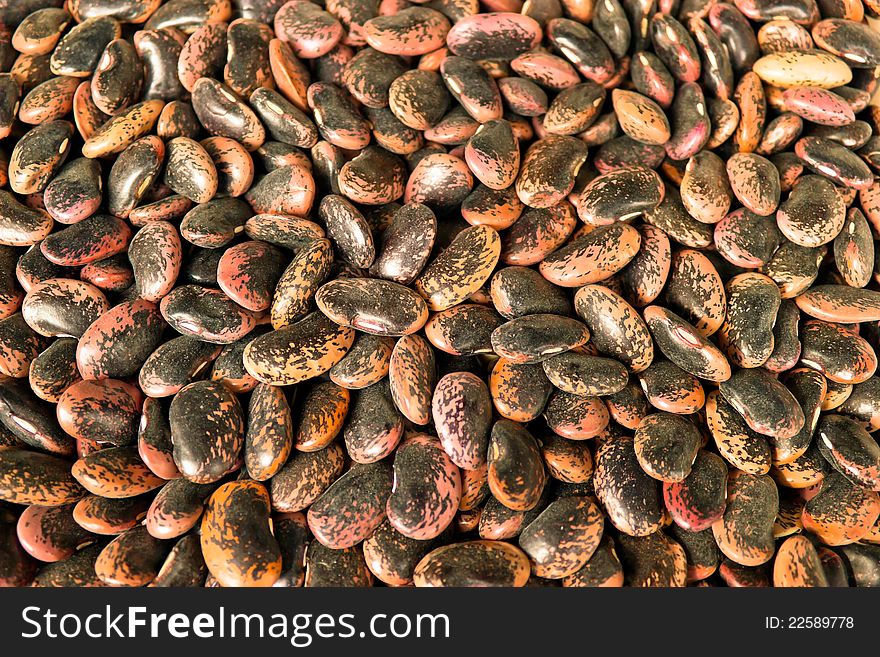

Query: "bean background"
(0, 0), (879, 588)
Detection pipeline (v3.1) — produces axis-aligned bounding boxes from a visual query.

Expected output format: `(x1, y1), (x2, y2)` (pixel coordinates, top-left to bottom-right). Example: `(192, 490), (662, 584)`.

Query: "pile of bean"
(2, 0), (880, 589)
